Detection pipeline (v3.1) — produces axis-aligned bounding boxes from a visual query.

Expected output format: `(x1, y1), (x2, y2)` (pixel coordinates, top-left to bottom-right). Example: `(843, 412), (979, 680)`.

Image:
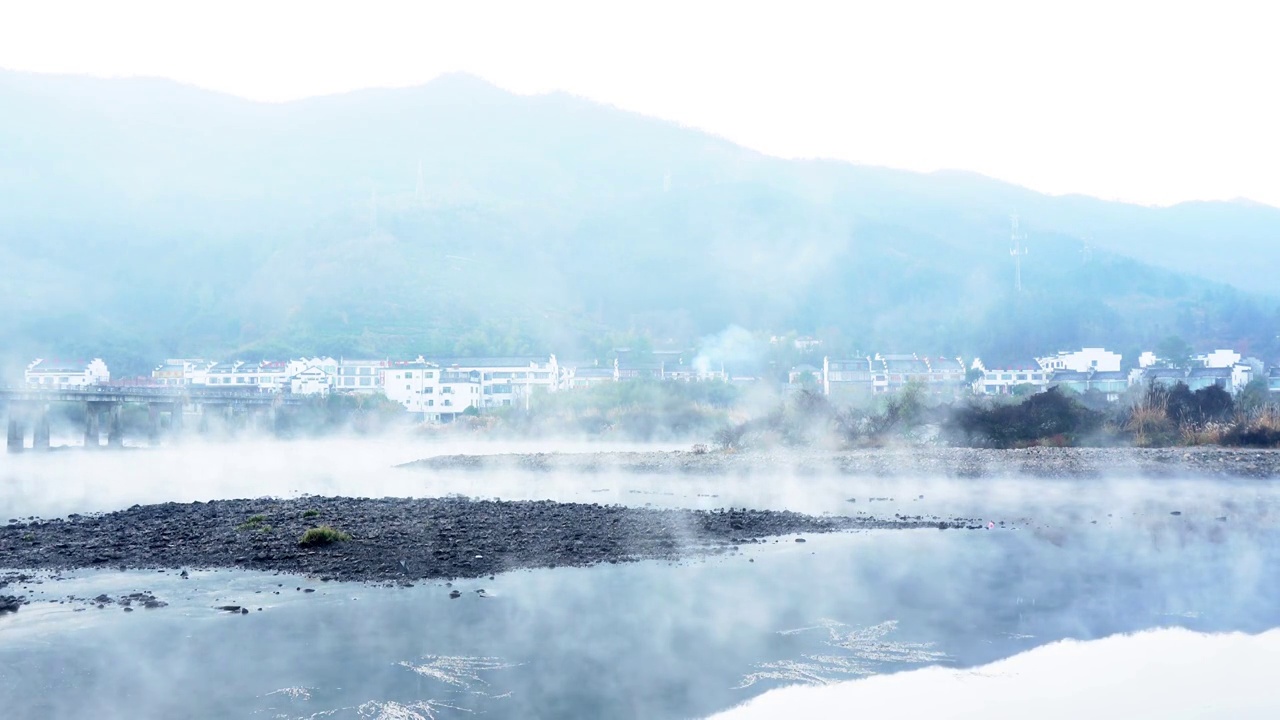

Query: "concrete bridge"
(1, 386), (306, 452)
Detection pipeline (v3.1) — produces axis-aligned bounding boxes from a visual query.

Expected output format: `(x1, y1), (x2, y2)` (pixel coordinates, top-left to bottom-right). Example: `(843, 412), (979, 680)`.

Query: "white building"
(1196, 349), (1242, 369)
(428, 356), (563, 409)
(336, 359), (387, 393)
(383, 359), (441, 414)
(971, 357), (1050, 395)
(202, 360), (289, 391)
(437, 370), (483, 417)
(290, 366), (334, 396)
(1037, 348), (1122, 374)
(151, 358), (213, 386)
(25, 358), (110, 388)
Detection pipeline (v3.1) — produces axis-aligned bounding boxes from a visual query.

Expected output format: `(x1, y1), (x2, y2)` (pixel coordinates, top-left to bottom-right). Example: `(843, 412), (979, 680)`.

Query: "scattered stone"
(449, 590), (461, 599)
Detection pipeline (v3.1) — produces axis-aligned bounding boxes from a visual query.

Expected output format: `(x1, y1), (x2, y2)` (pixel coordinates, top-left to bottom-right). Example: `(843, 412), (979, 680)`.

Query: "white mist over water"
(0, 437), (691, 518)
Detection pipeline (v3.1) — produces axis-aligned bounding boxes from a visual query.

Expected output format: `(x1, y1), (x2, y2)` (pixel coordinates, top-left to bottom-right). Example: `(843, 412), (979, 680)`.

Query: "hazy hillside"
(1, 70), (1277, 375)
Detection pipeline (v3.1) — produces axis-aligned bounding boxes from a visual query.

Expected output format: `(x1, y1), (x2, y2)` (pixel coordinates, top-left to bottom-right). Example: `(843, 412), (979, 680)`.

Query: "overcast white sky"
(2, 0), (1277, 207)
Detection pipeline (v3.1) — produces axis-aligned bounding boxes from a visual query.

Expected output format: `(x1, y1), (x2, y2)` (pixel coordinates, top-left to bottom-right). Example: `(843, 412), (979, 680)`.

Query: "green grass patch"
(298, 525), (351, 547)
(236, 514), (272, 532)
(302, 509), (320, 518)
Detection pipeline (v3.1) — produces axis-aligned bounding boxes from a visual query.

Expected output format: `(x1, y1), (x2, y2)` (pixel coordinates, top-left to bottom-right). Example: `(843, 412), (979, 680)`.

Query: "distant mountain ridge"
(0, 70), (1277, 374)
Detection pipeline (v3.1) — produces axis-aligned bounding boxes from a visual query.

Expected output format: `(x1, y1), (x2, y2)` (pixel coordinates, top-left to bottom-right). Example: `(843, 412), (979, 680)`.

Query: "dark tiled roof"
(574, 368), (614, 378)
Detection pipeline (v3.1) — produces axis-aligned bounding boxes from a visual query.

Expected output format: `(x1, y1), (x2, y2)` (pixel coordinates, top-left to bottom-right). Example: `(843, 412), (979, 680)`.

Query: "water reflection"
(3, 515), (1279, 719)
(714, 626), (1280, 719)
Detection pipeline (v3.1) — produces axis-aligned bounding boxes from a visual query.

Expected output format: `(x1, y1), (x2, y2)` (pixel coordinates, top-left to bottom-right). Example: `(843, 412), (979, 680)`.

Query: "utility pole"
(1010, 214), (1028, 293)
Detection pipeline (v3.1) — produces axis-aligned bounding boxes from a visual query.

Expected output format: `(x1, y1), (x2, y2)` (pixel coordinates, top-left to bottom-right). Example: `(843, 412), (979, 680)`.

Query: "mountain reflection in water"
(715, 626), (1280, 719)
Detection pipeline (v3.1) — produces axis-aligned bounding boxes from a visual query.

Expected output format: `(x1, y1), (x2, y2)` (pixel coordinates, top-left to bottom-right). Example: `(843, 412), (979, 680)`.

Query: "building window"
(428, 399), (434, 407)
(425, 387), (433, 394)
(444, 399), (452, 407)
(404, 372), (413, 379)
(442, 387), (453, 394)
(425, 372), (434, 379)
(360, 377), (371, 387)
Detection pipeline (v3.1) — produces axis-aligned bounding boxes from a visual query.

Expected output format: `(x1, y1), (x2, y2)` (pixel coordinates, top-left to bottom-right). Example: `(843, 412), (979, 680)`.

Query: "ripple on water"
(261, 655), (516, 720)
(736, 619), (947, 689)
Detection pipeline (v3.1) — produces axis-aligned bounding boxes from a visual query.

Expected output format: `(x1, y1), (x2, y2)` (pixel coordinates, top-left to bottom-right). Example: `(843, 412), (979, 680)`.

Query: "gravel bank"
(403, 447), (1280, 479)
(0, 497), (968, 587)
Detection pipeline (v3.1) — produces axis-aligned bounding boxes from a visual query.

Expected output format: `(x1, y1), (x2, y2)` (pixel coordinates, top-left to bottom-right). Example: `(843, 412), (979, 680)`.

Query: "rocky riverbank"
(402, 446), (1280, 479)
(0, 497), (969, 587)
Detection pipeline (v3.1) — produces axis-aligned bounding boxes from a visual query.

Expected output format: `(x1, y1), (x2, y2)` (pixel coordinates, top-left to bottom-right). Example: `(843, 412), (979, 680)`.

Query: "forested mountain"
(1, 70), (1277, 375)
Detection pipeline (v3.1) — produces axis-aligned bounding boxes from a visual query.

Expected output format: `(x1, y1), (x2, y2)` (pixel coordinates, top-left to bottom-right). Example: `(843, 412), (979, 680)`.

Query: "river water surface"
(2, 439), (1279, 718)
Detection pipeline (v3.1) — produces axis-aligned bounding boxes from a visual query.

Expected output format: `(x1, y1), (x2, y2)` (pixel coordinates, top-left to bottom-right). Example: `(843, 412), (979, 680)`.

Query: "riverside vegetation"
(711, 380), (1280, 451)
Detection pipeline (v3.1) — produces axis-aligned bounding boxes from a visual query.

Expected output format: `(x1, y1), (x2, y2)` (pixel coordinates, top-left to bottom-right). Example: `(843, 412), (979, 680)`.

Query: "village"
(16, 342), (1280, 423)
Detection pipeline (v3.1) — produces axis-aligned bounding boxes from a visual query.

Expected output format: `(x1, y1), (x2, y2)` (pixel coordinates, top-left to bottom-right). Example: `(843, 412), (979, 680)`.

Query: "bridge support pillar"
(6, 416), (23, 453)
(33, 406), (50, 451)
(170, 402), (184, 435)
(107, 404), (124, 448)
(84, 403), (101, 448)
(148, 404), (160, 445)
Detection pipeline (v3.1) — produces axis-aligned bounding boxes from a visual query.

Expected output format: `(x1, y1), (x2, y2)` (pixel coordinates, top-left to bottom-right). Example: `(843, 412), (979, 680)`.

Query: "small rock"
(794, 538), (806, 543)
(449, 590), (461, 599)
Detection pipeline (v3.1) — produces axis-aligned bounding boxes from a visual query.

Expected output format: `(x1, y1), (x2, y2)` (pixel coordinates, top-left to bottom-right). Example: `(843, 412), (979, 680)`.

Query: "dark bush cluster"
(944, 388), (1105, 448)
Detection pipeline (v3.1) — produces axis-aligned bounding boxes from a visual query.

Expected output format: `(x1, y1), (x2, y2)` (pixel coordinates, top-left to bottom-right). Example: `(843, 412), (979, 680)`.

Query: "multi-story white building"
(429, 356), (563, 409)
(971, 357), (1050, 395)
(1037, 348), (1122, 374)
(151, 358), (214, 386)
(382, 359), (486, 419)
(25, 359), (110, 388)
(285, 357), (337, 396)
(383, 359), (440, 413)
(290, 366), (334, 396)
(334, 359), (387, 393)
(202, 360), (289, 390)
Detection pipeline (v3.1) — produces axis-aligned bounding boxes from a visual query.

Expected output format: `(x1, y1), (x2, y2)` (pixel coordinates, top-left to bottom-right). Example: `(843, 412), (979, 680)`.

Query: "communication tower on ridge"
(1010, 214), (1028, 292)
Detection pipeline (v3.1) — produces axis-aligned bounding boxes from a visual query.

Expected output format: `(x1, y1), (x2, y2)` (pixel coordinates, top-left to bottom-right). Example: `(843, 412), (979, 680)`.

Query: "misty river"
(3, 439), (1279, 718)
